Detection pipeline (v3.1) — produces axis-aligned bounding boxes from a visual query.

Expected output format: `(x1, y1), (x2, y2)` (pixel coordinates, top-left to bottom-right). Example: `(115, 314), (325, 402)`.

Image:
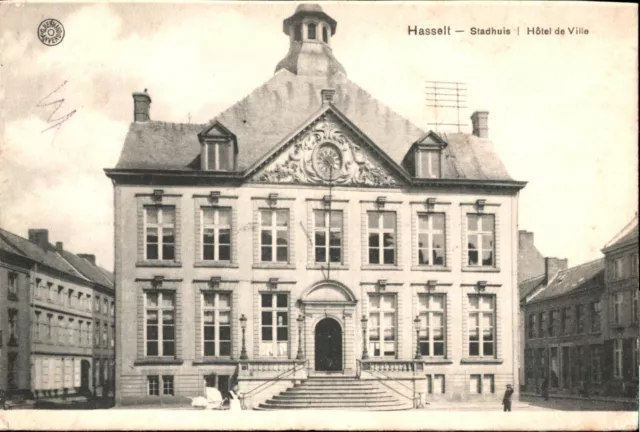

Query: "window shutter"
(602, 339), (614, 381)
(622, 338), (633, 381)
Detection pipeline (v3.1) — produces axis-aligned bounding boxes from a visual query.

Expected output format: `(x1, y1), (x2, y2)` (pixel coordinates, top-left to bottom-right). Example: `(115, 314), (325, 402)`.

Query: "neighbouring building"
(602, 214), (638, 398)
(106, 4), (526, 408)
(0, 228), (115, 400)
(522, 258), (604, 395)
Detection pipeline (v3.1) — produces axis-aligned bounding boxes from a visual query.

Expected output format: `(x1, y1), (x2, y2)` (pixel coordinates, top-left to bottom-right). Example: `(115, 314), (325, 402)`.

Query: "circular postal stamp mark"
(38, 19), (65, 46)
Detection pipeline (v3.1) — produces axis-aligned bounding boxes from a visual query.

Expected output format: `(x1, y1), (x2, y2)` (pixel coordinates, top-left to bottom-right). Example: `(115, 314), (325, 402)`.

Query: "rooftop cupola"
(275, 4), (346, 77)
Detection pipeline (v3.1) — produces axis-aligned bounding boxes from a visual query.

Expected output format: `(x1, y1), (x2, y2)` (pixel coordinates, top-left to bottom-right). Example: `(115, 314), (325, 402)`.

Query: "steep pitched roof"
(527, 258), (605, 304)
(603, 214), (638, 252)
(0, 228), (114, 289)
(114, 70), (514, 182)
(519, 274), (545, 302)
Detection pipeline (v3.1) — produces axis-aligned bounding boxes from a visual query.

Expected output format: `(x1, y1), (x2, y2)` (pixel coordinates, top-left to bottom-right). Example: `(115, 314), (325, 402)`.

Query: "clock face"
(313, 143), (342, 180)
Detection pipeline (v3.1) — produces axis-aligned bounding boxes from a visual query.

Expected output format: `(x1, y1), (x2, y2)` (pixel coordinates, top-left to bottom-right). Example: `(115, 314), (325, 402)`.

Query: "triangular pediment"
(415, 131), (447, 148)
(199, 121), (235, 140)
(248, 108), (408, 187)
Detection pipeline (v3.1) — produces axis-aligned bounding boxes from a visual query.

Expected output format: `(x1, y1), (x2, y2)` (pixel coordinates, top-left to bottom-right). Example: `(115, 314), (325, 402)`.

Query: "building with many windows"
(0, 228), (114, 401)
(106, 4), (526, 408)
(602, 214), (638, 398)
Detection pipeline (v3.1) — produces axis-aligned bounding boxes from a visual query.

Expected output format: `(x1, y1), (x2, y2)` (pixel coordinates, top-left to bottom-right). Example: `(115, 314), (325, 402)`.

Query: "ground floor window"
(8, 352), (18, 389)
(162, 376), (174, 396)
(549, 347), (559, 388)
(204, 373), (230, 399)
(614, 339), (623, 379)
(469, 374), (494, 394)
(147, 375), (160, 396)
(591, 345), (602, 382)
(426, 374), (445, 394)
(562, 346), (571, 388)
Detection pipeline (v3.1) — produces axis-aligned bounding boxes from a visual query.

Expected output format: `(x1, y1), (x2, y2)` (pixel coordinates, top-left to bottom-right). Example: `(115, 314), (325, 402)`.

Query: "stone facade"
(106, 4), (526, 408)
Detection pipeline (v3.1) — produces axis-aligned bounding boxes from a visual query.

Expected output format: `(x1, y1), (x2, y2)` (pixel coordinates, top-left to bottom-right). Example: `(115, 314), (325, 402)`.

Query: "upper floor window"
(468, 294), (495, 357)
(68, 289), (74, 308)
(294, 24), (302, 42)
(590, 301), (601, 332)
(307, 23), (317, 40)
(368, 293), (396, 358)
(260, 293), (288, 357)
(613, 257), (624, 280)
(549, 310), (557, 336)
(204, 142), (233, 171)
(145, 206), (175, 260)
(466, 214), (495, 267)
(417, 213), (445, 266)
(528, 314), (536, 339)
(202, 292), (232, 357)
(418, 294), (445, 357)
(612, 292), (623, 325)
(202, 208), (231, 262)
(417, 150), (441, 178)
(633, 289), (638, 323)
(145, 291), (175, 357)
(8, 309), (18, 345)
(95, 295), (101, 312)
(260, 209), (289, 263)
(313, 209), (342, 264)
(576, 304), (585, 333)
(367, 211), (396, 265)
(103, 298), (108, 315)
(8, 272), (18, 299)
(538, 312), (546, 338)
(561, 306), (571, 334)
(322, 26), (328, 43)
(631, 253), (639, 276)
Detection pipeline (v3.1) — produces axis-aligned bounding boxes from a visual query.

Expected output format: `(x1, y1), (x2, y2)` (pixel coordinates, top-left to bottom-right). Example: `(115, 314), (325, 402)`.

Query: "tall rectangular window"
(590, 301), (601, 332)
(591, 345), (602, 382)
(417, 150), (441, 178)
(418, 294), (445, 357)
(631, 253), (639, 276)
(260, 293), (288, 357)
(561, 307), (571, 334)
(202, 208), (231, 261)
(147, 375), (160, 396)
(614, 339), (623, 378)
(145, 206), (176, 260)
(8, 272), (18, 298)
(367, 211), (396, 265)
(576, 304), (585, 333)
(417, 213), (445, 266)
(528, 314), (536, 339)
(613, 257), (624, 280)
(549, 310), (557, 336)
(613, 292), (623, 325)
(426, 374), (445, 394)
(469, 374), (494, 394)
(368, 293), (396, 357)
(68, 318), (74, 345)
(313, 210), (342, 264)
(633, 290), (638, 323)
(468, 294), (495, 357)
(162, 376), (174, 396)
(145, 292), (175, 357)
(538, 312), (546, 338)
(8, 309), (18, 344)
(466, 214), (495, 267)
(260, 209), (289, 263)
(47, 314), (53, 341)
(68, 289), (74, 308)
(202, 292), (232, 357)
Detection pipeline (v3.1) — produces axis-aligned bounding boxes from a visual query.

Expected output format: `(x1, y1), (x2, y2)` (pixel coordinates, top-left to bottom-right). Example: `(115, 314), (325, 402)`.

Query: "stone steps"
(255, 377), (412, 411)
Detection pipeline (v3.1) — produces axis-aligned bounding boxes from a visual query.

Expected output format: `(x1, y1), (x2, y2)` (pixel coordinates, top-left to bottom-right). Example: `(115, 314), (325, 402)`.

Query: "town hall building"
(105, 4), (526, 409)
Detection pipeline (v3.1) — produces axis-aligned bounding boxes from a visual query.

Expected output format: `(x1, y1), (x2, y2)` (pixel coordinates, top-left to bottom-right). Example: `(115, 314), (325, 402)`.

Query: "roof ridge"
(520, 273), (546, 284)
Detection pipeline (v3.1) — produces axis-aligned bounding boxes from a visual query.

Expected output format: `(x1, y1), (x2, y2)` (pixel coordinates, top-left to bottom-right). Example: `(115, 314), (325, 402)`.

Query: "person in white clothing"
(228, 384), (242, 411)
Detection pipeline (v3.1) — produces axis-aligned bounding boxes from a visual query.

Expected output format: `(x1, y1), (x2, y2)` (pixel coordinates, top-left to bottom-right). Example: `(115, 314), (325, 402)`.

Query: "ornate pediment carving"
(252, 114), (400, 187)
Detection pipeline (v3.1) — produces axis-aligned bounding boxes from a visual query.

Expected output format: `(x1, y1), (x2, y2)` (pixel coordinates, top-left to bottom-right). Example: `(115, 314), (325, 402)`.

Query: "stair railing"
(357, 359), (423, 408)
(239, 359), (308, 405)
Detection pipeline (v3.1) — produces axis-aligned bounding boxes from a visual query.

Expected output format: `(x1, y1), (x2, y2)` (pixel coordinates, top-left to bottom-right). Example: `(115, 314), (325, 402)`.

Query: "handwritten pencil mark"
(36, 80), (77, 136)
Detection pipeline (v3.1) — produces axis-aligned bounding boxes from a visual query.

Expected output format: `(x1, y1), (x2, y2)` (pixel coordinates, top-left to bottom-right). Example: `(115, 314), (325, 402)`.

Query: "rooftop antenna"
(425, 81), (468, 132)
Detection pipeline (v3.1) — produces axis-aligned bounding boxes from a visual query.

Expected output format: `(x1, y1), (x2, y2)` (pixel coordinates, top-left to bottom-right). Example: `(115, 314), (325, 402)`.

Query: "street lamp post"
(296, 315), (305, 360)
(239, 314), (248, 360)
(414, 315), (422, 360)
(361, 315), (369, 360)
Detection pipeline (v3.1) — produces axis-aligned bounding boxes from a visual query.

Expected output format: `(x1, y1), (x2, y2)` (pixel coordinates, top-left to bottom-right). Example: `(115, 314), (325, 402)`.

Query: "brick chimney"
(545, 257), (568, 283)
(28, 229), (49, 250)
(132, 89), (152, 122)
(55, 242), (64, 253)
(78, 254), (96, 265)
(471, 110), (489, 138)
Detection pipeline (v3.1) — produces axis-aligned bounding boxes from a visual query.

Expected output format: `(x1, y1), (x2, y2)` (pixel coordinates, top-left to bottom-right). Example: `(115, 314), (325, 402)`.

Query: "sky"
(0, 1), (637, 271)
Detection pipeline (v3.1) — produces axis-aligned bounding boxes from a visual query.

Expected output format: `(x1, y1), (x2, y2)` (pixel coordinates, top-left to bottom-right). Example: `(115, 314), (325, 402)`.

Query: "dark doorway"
(81, 360), (91, 394)
(315, 318), (343, 372)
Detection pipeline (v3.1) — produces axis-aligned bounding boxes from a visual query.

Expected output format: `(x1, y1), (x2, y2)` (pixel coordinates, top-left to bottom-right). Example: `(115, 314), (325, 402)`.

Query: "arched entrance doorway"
(314, 318), (343, 372)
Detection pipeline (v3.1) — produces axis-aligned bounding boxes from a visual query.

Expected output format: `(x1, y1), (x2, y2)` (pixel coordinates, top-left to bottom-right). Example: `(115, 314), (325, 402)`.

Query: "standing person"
(502, 384), (514, 412)
(542, 376), (549, 401)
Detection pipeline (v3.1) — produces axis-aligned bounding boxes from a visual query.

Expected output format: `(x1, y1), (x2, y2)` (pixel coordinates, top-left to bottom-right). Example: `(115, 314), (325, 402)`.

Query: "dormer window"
(199, 122), (237, 172)
(417, 150), (441, 178)
(322, 26), (328, 43)
(308, 23), (317, 40)
(204, 141), (233, 171)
